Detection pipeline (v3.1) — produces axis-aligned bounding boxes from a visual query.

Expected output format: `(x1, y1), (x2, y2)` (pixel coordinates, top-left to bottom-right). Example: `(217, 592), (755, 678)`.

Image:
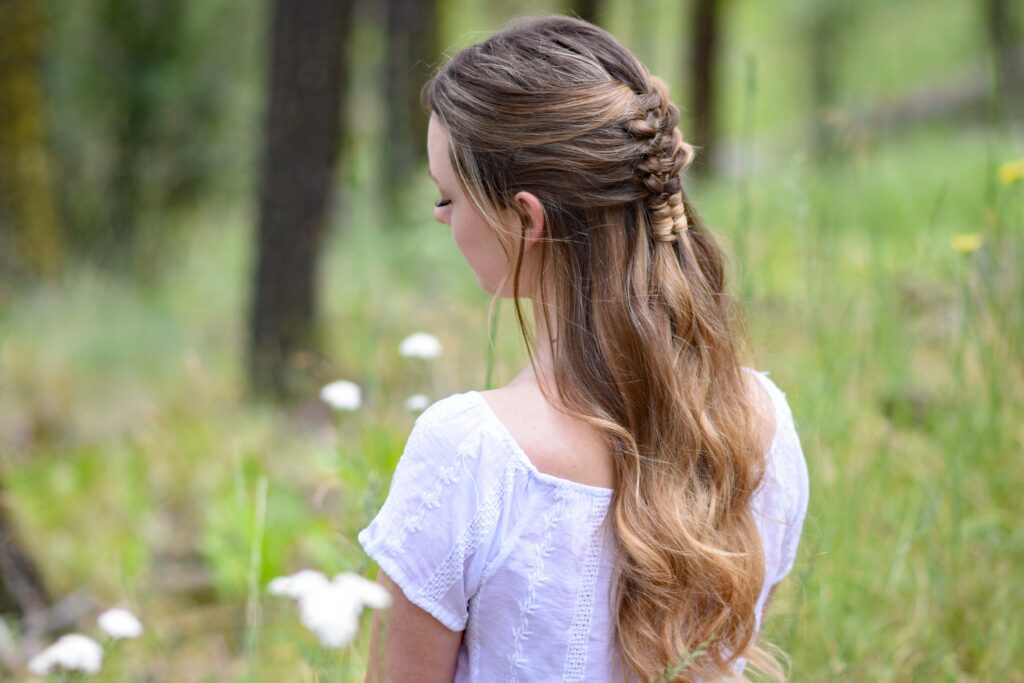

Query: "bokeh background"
(0, 0), (1022, 680)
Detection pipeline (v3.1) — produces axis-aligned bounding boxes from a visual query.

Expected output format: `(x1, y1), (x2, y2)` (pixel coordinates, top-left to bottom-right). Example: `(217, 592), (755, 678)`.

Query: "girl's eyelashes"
(434, 198), (451, 208)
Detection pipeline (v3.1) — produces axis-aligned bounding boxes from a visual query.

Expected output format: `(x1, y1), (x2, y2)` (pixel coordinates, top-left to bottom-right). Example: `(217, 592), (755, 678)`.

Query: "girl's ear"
(513, 191), (546, 251)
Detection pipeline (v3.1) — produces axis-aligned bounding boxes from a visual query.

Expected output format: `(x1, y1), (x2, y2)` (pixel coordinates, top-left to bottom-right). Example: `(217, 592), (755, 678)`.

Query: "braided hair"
(425, 16), (784, 682)
(627, 76), (694, 242)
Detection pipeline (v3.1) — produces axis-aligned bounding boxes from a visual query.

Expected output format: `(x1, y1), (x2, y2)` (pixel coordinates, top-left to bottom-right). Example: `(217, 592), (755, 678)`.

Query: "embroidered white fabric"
(358, 369), (809, 682)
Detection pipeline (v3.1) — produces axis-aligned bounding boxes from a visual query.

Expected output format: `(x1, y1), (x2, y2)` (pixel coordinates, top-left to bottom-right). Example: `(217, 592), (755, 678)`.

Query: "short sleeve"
(357, 395), (497, 631)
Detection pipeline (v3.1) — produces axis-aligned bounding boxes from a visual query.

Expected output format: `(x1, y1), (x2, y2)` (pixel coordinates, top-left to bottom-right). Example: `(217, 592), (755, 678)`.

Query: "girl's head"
(425, 16), (784, 682)
(425, 15), (697, 302)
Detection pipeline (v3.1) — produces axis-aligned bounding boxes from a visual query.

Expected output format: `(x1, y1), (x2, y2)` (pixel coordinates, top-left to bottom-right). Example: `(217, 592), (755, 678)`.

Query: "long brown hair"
(425, 16), (783, 682)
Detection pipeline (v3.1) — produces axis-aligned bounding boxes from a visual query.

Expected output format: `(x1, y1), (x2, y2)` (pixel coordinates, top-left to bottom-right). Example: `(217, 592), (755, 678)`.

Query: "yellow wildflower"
(998, 158), (1024, 184)
(950, 233), (983, 254)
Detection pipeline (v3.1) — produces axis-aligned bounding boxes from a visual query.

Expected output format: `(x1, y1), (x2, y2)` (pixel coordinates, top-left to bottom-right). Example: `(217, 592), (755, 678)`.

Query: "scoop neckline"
(464, 372), (781, 499)
(466, 390), (615, 497)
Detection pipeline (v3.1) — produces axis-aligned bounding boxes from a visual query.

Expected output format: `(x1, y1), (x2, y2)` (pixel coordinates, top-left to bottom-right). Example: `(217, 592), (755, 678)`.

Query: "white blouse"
(358, 370), (809, 681)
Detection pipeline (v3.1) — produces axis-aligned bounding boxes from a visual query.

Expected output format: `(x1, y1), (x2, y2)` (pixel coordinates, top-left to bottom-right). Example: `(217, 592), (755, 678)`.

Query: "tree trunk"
(383, 0), (437, 223)
(688, 0), (721, 174)
(0, 0), (62, 280)
(249, 0), (354, 399)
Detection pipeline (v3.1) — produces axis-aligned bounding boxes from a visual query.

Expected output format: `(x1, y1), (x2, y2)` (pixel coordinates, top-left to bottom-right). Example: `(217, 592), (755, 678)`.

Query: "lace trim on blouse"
(563, 500), (610, 682)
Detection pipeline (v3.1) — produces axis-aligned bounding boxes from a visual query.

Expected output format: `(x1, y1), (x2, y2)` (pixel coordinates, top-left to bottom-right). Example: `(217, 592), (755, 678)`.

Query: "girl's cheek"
(434, 206), (452, 224)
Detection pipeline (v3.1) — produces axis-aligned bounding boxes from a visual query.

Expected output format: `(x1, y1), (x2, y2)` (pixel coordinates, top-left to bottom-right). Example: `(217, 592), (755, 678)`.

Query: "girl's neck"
(510, 297), (558, 393)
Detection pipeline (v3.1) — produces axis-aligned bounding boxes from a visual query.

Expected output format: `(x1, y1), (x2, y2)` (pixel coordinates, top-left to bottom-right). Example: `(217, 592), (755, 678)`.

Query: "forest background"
(0, 0), (1022, 680)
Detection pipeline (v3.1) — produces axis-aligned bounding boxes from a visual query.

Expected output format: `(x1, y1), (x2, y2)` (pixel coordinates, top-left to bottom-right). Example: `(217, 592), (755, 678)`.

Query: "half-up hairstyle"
(425, 16), (784, 682)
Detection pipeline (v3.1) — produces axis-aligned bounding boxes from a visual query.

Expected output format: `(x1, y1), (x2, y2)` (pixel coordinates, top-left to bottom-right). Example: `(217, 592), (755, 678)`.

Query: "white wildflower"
(398, 332), (442, 359)
(297, 581), (361, 648)
(332, 572), (392, 610)
(268, 569), (330, 599)
(28, 634), (104, 676)
(97, 608), (143, 639)
(319, 380), (361, 411)
(404, 394), (431, 412)
(269, 569), (391, 649)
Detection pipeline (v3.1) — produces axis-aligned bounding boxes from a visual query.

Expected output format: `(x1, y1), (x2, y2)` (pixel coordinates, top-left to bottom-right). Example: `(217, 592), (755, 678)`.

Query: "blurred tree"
(382, 0), (438, 223)
(95, 0), (187, 259)
(249, 0), (355, 399)
(0, 0), (63, 280)
(45, 0), (238, 272)
(985, 0), (1024, 119)
(805, 0), (851, 160)
(688, 0), (722, 174)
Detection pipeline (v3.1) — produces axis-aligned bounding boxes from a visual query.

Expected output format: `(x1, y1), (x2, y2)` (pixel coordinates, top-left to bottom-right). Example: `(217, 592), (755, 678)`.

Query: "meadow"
(1, 0), (1022, 680)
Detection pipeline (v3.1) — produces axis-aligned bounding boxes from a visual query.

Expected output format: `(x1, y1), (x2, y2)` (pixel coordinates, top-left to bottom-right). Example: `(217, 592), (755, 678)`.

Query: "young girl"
(359, 16), (808, 682)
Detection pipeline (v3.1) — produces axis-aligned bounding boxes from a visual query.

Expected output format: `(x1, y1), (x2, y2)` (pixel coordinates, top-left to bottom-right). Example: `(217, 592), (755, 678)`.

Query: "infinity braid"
(624, 76), (695, 243)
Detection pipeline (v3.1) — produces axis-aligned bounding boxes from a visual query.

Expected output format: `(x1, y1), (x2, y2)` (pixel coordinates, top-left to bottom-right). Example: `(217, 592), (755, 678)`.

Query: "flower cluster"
(27, 608), (143, 677)
(398, 332), (442, 360)
(97, 608), (144, 639)
(320, 380), (362, 411)
(950, 233), (983, 255)
(998, 157), (1024, 185)
(269, 569), (392, 648)
(28, 635), (103, 676)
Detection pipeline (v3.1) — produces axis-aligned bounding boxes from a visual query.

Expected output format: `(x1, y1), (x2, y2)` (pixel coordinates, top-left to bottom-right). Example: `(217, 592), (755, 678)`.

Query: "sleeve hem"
(359, 530), (467, 633)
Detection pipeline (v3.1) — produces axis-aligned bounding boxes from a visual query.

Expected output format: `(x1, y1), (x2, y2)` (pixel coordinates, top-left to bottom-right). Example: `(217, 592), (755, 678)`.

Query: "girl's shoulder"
(404, 391), (483, 451)
(359, 389), (582, 630)
(390, 390), (526, 495)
